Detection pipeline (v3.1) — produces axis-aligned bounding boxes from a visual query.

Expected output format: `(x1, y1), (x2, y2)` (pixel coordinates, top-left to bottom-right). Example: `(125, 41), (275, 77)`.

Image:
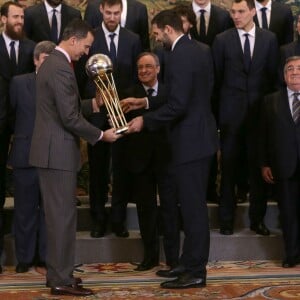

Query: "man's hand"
(261, 166), (274, 184)
(101, 128), (122, 142)
(128, 116), (144, 133)
(120, 97), (147, 113)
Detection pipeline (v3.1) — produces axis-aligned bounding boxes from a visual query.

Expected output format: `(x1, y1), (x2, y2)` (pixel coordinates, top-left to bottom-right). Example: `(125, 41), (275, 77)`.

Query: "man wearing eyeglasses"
(260, 56), (300, 268)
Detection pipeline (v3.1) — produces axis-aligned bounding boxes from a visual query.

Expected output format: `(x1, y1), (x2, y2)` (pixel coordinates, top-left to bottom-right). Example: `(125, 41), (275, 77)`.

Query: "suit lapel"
(0, 35), (12, 79)
(206, 5), (216, 41)
(60, 4), (69, 40)
(279, 89), (295, 126)
(39, 4), (51, 37)
(125, 0), (133, 29)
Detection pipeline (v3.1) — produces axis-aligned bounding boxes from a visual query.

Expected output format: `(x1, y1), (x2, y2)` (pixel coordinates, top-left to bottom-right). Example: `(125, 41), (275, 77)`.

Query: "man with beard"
(24, 0), (81, 44)
(254, 0), (293, 46)
(0, 1), (35, 273)
(78, 0), (141, 239)
(128, 9), (218, 289)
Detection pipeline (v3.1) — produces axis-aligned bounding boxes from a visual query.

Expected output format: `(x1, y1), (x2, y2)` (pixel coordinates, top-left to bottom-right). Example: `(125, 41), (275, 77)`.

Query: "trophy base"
(116, 126), (129, 134)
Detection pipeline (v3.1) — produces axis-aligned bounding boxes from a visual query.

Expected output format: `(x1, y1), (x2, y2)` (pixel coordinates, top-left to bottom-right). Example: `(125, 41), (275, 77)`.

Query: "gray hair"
(284, 56), (300, 73)
(33, 41), (56, 60)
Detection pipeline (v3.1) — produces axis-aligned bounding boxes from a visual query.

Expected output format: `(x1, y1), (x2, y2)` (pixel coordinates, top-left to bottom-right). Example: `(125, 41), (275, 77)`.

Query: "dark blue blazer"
(144, 35), (218, 165)
(212, 27), (279, 129)
(254, 1), (294, 46)
(190, 4), (233, 46)
(8, 72), (36, 168)
(84, 0), (149, 50)
(260, 89), (300, 179)
(24, 3), (81, 43)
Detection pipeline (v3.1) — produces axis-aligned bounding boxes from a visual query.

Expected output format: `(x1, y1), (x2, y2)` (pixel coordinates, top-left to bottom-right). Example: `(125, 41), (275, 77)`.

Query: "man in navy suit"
(84, 0), (149, 50)
(8, 41), (56, 274)
(24, 0), (81, 44)
(0, 1), (35, 273)
(254, 0), (293, 47)
(260, 56), (300, 268)
(78, 0), (142, 239)
(212, 0), (278, 236)
(129, 9), (218, 289)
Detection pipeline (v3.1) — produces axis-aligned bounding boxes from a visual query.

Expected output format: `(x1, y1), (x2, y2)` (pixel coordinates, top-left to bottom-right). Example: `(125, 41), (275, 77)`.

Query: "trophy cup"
(85, 54), (128, 134)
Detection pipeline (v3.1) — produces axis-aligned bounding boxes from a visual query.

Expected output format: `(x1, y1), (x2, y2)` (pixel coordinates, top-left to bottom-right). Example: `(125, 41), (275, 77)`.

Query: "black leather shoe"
(156, 265), (186, 278)
(0, 265), (2, 274)
(90, 220), (106, 238)
(250, 222), (270, 236)
(112, 223), (129, 237)
(282, 257), (300, 268)
(16, 263), (31, 273)
(46, 277), (82, 288)
(161, 273), (206, 289)
(135, 259), (159, 271)
(220, 221), (233, 235)
(51, 284), (93, 296)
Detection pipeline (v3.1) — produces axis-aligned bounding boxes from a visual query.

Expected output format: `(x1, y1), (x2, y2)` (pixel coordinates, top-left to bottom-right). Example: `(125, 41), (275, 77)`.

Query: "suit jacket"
(29, 49), (102, 172)
(260, 89), (300, 179)
(121, 82), (170, 173)
(8, 72), (36, 168)
(84, 0), (149, 50)
(254, 1), (294, 46)
(143, 35), (218, 165)
(212, 27), (278, 129)
(24, 2), (81, 43)
(190, 4), (233, 46)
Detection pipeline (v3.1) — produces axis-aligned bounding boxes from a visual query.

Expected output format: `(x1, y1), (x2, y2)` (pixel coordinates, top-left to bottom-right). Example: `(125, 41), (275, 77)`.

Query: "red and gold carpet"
(0, 261), (300, 299)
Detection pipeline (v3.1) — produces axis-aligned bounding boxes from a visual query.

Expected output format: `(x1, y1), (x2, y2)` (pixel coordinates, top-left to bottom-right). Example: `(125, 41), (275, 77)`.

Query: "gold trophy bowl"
(85, 54), (128, 134)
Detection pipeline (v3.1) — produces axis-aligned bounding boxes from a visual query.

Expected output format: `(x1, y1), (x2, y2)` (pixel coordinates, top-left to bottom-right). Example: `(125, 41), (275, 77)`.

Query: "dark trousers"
(276, 170), (300, 260)
(88, 142), (111, 222)
(220, 126), (265, 224)
(13, 168), (46, 264)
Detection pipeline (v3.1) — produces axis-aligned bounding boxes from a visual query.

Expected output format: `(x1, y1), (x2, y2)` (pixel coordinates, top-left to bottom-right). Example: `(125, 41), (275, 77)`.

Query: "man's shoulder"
(11, 72), (35, 84)
(62, 2), (81, 16)
(271, 1), (292, 12)
(25, 3), (43, 14)
(120, 27), (140, 41)
(211, 4), (231, 17)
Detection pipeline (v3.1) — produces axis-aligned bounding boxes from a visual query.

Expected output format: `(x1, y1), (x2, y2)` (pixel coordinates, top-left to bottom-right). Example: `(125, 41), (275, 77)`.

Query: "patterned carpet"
(0, 261), (300, 299)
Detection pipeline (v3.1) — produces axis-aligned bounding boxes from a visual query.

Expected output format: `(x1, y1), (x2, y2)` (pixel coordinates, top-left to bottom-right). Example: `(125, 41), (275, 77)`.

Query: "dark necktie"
(243, 33), (251, 73)
(292, 92), (300, 123)
(199, 9), (206, 42)
(261, 7), (268, 29)
(51, 9), (58, 44)
(147, 88), (155, 96)
(109, 33), (117, 65)
(10, 41), (17, 75)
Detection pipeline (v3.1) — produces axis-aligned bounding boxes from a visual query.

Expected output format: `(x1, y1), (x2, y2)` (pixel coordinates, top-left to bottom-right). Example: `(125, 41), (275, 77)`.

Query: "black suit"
(120, 82), (170, 262)
(254, 1), (294, 46)
(8, 72), (46, 265)
(190, 4), (233, 47)
(0, 34), (35, 259)
(77, 25), (142, 227)
(84, 0), (149, 50)
(144, 35), (218, 276)
(24, 2), (81, 43)
(212, 27), (278, 226)
(260, 89), (300, 261)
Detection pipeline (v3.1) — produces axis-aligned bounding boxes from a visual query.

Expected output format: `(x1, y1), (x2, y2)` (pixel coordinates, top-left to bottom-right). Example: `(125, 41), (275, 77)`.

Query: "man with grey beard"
(0, 1), (35, 274)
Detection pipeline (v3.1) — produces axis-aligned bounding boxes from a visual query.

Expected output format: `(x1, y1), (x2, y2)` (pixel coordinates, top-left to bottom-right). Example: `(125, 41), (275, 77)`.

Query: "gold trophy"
(85, 54), (128, 134)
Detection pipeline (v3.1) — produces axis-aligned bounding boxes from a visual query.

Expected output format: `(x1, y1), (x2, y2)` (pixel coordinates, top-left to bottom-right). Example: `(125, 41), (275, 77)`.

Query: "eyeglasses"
(286, 65), (300, 72)
(137, 64), (157, 70)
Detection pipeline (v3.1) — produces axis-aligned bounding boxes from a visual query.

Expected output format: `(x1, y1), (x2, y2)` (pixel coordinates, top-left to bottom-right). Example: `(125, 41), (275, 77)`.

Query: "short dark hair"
(100, 0), (122, 8)
(151, 9), (183, 33)
(34, 41), (56, 60)
(137, 52), (160, 67)
(284, 56), (300, 73)
(0, 1), (23, 17)
(232, 0), (255, 10)
(61, 19), (94, 41)
(173, 3), (196, 29)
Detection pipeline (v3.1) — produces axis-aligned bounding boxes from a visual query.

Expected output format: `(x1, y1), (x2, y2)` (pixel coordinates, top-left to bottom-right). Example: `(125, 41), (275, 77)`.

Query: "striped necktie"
(292, 92), (300, 123)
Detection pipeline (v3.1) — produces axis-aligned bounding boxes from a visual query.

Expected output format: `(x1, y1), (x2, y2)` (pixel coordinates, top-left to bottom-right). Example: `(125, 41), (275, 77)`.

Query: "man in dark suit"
(24, 0), (81, 44)
(8, 41), (56, 274)
(254, 0), (294, 47)
(0, 1), (35, 274)
(190, 0), (233, 46)
(84, 0), (149, 50)
(129, 9), (218, 289)
(212, 0), (278, 236)
(260, 56), (300, 268)
(29, 19), (120, 296)
(119, 52), (170, 271)
(78, 0), (142, 238)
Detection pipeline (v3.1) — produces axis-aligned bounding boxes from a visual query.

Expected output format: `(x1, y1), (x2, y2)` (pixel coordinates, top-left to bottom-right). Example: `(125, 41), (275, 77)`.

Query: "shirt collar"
(171, 34), (185, 51)
(44, 0), (62, 14)
(255, 0), (271, 11)
(237, 23), (256, 39)
(55, 46), (71, 63)
(102, 22), (120, 36)
(2, 32), (19, 47)
(287, 87), (300, 98)
(143, 81), (159, 94)
(192, 1), (211, 13)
